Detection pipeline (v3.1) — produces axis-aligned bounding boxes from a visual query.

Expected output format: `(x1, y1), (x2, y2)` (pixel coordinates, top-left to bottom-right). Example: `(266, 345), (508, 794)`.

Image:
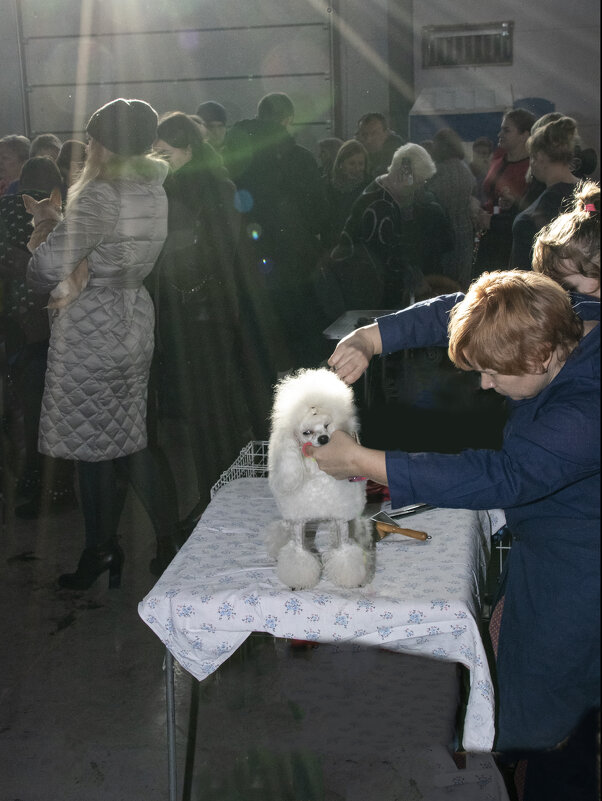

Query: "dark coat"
(321, 178), (369, 249)
(378, 293), (600, 752)
(509, 181), (577, 269)
(149, 147), (241, 419)
(367, 131), (404, 178)
(152, 147), (240, 319)
(0, 191), (51, 349)
(222, 118), (326, 286)
(332, 180), (454, 307)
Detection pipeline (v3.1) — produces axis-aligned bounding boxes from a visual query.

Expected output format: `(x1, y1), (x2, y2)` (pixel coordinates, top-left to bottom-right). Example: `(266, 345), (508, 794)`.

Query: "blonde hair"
(532, 181), (600, 284)
(527, 116), (578, 164)
(66, 139), (167, 210)
(448, 270), (583, 375)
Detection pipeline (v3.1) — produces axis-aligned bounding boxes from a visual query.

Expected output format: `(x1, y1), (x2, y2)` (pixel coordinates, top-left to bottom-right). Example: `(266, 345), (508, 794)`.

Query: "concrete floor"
(0, 418), (201, 801)
(0, 373), (511, 801)
(0, 490), (506, 801)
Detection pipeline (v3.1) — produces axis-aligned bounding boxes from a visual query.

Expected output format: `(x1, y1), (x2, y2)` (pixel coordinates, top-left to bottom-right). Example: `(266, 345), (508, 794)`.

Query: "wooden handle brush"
(375, 521), (431, 541)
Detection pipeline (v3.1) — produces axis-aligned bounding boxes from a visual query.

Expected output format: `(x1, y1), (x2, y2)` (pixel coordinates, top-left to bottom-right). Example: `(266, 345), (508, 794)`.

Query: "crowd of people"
(0, 91), (599, 800)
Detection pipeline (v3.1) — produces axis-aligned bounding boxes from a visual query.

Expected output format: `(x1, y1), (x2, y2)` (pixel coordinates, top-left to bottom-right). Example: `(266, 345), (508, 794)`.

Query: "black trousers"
(522, 708), (600, 801)
(77, 448), (178, 549)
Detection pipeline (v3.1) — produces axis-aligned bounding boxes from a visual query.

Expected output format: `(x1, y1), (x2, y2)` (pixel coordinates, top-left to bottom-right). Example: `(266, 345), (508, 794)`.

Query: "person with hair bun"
(532, 180), (600, 299)
(509, 116), (580, 268)
(307, 269), (599, 800)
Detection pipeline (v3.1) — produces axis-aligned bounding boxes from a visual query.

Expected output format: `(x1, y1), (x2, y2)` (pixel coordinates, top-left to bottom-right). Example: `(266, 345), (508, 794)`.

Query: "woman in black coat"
(321, 139), (370, 249)
(151, 112), (246, 524)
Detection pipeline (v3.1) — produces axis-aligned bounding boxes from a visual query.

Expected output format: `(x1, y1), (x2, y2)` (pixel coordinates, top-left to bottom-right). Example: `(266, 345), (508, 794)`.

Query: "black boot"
(58, 541), (124, 590)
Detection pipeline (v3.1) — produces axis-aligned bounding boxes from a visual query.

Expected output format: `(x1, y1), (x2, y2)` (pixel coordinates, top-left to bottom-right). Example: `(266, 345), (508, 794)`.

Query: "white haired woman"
(331, 142), (454, 308)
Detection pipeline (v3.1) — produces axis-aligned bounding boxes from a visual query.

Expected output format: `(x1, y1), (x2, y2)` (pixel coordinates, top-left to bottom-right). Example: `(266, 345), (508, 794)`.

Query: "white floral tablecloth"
(139, 477), (497, 751)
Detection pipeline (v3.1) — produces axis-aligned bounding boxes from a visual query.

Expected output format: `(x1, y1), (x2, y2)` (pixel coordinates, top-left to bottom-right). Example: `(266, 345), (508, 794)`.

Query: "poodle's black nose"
(317, 434), (330, 446)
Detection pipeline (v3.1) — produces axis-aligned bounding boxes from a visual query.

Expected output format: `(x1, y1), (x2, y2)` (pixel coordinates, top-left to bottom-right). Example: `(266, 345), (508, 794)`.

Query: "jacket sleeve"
(377, 292), (464, 352)
(27, 182), (119, 293)
(385, 389), (600, 511)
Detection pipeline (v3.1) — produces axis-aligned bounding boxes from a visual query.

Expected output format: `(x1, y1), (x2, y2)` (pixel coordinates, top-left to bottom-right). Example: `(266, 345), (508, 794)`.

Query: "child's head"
(532, 181), (600, 297)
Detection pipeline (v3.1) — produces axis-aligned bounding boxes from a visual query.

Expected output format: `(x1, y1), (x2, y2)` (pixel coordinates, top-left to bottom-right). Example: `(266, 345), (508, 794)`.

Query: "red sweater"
(481, 149), (529, 213)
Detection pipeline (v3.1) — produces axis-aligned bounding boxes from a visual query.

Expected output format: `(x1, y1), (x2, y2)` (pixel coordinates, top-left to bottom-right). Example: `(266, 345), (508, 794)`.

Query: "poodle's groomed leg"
(323, 519), (368, 588)
(276, 520), (321, 590)
(266, 518), (293, 559)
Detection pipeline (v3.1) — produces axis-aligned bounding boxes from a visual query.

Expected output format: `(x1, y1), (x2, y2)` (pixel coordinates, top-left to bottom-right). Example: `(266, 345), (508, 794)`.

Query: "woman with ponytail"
(532, 180), (600, 299)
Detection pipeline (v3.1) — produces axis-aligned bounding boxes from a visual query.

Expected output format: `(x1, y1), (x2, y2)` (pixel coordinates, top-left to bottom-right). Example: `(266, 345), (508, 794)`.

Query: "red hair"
(448, 271), (583, 375)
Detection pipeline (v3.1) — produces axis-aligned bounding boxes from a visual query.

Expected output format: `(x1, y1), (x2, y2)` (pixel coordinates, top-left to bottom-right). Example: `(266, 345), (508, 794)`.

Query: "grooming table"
(139, 444), (504, 799)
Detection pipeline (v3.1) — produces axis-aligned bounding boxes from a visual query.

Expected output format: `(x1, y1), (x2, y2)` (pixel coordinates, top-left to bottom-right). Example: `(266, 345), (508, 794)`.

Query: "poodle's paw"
(265, 520), (291, 560)
(276, 541), (322, 590)
(323, 541), (368, 588)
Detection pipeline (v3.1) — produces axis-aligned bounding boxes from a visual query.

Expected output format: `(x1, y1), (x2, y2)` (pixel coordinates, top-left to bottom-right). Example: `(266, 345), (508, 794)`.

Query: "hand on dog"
(306, 430), (389, 485)
(305, 431), (362, 480)
(328, 323), (383, 385)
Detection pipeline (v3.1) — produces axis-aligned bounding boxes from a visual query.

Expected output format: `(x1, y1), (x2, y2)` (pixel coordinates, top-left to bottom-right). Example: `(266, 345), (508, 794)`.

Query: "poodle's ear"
(268, 434), (305, 495)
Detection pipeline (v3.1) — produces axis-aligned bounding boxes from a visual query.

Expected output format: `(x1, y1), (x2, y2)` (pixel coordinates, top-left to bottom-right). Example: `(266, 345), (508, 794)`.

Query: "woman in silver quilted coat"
(27, 98), (177, 589)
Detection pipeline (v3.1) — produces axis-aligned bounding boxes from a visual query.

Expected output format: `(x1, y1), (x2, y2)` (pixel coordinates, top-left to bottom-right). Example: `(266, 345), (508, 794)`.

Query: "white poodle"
(266, 368), (369, 590)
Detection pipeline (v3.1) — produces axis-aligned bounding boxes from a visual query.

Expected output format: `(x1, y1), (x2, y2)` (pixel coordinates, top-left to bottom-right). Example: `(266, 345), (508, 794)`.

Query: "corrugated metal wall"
(14, 0), (336, 152)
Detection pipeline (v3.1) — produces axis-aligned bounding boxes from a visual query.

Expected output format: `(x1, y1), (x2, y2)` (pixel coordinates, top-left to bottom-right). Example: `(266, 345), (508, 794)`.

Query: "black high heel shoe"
(58, 541), (124, 590)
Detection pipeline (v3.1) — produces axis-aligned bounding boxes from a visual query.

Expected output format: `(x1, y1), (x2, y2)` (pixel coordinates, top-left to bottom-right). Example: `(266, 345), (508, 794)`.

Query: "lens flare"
(247, 223), (262, 241)
(234, 189), (254, 213)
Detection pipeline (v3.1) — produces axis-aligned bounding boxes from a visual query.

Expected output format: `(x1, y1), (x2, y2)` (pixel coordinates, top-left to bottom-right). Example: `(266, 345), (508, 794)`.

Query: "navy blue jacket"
(378, 293), (600, 751)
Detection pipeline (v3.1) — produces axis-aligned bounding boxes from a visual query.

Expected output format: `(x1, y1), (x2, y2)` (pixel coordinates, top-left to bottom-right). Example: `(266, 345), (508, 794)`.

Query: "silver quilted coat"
(27, 159), (168, 461)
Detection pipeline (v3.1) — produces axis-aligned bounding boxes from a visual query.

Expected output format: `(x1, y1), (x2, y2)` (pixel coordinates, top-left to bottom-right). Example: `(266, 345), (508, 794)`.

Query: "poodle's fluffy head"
(270, 368), (359, 447)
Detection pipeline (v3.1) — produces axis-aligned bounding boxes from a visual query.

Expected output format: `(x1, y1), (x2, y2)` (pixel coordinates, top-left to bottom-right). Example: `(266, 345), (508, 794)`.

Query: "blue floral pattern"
(138, 477), (497, 751)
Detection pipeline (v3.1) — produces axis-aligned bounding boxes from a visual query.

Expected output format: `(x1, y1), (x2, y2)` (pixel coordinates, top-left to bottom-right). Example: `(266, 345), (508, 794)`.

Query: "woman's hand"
(328, 323), (383, 385)
(498, 185), (516, 211)
(305, 430), (388, 485)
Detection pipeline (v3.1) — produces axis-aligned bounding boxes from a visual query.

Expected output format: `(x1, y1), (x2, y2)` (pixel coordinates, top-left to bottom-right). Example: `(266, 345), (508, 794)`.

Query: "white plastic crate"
(210, 441), (269, 498)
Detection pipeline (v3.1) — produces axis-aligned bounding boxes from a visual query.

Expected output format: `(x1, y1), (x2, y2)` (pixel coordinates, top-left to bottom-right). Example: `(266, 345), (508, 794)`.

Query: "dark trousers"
(77, 448), (178, 549)
(522, 708), (599, 801)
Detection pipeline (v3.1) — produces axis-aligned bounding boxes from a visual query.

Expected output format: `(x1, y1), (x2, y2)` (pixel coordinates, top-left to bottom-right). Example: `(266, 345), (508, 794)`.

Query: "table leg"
(164, 648), (178, 801)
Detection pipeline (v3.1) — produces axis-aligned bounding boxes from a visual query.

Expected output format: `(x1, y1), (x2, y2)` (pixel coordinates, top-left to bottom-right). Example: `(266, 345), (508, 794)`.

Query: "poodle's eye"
(302, 430), (311, 437)
(324, 423), (329, 429)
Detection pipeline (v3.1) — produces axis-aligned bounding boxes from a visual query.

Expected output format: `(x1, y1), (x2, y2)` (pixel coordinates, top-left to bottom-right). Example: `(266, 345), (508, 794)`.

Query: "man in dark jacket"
(222, 92), (328, 373)
(356, 112), (404, 179)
